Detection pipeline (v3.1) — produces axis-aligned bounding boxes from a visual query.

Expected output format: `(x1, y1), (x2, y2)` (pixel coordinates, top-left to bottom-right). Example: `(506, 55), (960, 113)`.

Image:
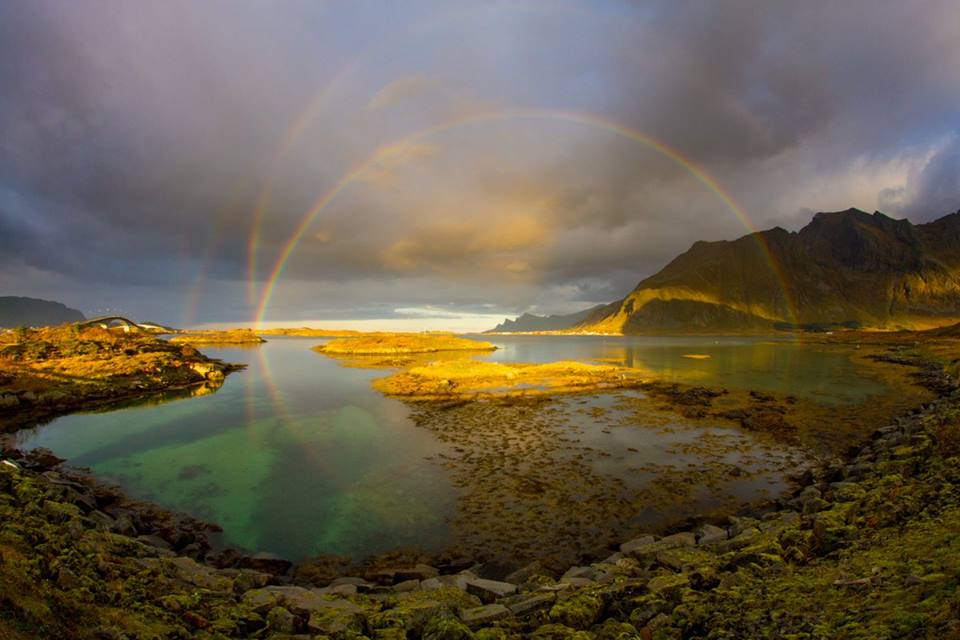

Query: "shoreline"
(4, 333), (935, 566)
(2, 329), (959, 637)
(1, 347), (957, 637)
(0, 325), (244, 432)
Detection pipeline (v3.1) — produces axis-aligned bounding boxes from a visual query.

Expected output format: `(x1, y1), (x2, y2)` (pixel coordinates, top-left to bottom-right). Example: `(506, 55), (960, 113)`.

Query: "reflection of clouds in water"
(14, 338), (881, 562)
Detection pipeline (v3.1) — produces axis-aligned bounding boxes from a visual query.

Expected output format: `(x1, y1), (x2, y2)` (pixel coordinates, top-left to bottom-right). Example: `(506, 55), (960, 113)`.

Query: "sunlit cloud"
(0, 0), (958, 325)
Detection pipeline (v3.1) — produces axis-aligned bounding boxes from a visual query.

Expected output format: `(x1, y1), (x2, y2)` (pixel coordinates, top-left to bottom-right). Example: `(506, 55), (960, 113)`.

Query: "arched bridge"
(74, 316), (144, 333)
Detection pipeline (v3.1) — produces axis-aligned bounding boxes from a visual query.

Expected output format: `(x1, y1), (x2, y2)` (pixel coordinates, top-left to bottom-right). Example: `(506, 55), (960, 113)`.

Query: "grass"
(315, 332), (496, 355)
(372, 359), (644, 399)
(169, 329), (265, 345)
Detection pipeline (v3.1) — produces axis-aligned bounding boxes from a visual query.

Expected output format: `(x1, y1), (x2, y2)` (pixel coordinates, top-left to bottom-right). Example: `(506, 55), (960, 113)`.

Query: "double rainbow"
(250, 108), (798, 327)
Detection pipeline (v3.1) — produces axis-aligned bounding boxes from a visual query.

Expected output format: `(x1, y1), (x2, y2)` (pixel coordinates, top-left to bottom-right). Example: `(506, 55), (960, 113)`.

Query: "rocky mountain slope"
(0, 296), (84, 328)
(492, 209), (960, 334)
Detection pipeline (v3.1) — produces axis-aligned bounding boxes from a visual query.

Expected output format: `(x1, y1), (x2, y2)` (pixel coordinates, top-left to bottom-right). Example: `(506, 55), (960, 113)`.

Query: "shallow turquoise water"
(16, 338), (455, 561)
(15, 335), (886, 561)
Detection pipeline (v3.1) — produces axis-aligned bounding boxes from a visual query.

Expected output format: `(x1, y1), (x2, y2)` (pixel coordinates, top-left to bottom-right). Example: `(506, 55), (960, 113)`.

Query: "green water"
(16, 335), (886, 561)
(17, 338), (455, 561)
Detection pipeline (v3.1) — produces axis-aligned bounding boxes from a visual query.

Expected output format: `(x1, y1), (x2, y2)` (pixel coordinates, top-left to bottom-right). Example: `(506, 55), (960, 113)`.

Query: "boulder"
(628, 594), (673, 628)
(505, 560), (549, 585)
(459, 604), (511, 629)
(619, 535), (656, 555)
(422, 614), (474, 640)
(164, 557), (233, 593)
(548, 588), (605, 629)
(26, 448), (64, 469)
(466, 578), (518, 603)
(242, 585), (359, 617)
(267, 606), (299, 633)
(695, 524), (727, 546)
(237, 552), (292, 576)
(393, 579), (421, 593)
(507, 593), (556, 616)
(830, 482), (867, 502)
(621, 532), (695, 562)
(646, 574), (689, 602)
(306, 603), (366, 638)
(560, 566), (594, 582)
(711, 527), (760, 553)
(395, 564), (440, 581)
(371, 598), (443, 635)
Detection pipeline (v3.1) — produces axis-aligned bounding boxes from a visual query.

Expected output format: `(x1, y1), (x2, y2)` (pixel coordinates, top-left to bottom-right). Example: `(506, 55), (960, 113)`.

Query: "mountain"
(488, 208), (960, 334)
(0, 296), (85, 328)
(485, 304), (609, 333)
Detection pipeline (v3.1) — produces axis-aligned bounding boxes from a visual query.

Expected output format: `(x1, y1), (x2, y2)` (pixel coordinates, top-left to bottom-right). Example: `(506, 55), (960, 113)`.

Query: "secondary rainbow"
(253, 108), (798, 326)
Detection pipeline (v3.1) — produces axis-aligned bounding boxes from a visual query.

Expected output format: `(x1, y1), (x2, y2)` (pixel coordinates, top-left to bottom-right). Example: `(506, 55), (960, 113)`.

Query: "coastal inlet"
(12, 335), (923, 567)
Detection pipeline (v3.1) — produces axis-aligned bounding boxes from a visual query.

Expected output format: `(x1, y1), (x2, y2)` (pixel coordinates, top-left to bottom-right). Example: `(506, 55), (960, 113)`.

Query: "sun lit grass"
(314, 332), (496, 355)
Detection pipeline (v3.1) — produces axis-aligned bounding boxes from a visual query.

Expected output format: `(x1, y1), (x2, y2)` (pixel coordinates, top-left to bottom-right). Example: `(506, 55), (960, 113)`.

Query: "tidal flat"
(11, 331), (926, 565)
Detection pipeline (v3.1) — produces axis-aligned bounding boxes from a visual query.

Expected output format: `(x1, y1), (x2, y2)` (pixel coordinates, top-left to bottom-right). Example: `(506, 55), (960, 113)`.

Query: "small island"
(314, 332), (496, 355)
(0, 324), (241, 429)
(169, 329), (266, 346)
(260, 327), (362, 337)
(373, 359), (643, 399)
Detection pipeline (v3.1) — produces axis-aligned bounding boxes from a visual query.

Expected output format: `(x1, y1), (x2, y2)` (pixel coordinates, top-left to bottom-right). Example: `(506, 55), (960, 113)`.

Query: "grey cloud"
(879, 137), (960, 221)
(1, 0), (959, 325)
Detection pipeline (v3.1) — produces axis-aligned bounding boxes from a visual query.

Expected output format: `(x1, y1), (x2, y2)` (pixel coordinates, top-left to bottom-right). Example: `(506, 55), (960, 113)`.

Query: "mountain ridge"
(489, 208), (960, 334)
(0, 296), (85, 328)
(485, 304), (609, 333)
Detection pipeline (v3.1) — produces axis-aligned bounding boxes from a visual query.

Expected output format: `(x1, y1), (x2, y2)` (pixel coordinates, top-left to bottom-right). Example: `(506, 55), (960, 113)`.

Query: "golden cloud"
(381, 208), (552, 279)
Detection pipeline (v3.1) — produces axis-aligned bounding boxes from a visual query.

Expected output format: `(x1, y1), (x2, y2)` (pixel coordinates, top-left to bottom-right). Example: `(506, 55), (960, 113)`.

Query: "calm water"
(16, 335), (886, 561)
(474, 335), (884, 404)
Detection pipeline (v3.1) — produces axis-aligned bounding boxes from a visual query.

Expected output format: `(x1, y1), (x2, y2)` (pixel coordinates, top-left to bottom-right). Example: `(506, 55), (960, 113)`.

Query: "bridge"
(74, 316), (144, 333)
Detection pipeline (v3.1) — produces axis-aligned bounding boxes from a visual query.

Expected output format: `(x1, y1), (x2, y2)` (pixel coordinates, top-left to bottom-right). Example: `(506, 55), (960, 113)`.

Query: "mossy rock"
(473, 626), (517, 640)
(370, 598), (443, 635)
(646, 574), (689, 602)
(529, 623), (595, 639)
(591, 618), (640, 639)
(548, 587), (606, 629)
(422, 614), (476, 640)
(628, 594), (672, 628)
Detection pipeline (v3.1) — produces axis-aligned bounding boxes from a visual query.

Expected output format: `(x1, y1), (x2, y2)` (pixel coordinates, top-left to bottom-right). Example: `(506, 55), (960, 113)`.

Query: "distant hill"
(485, 304), (608, 333)
(0, 296), (85, 328)
(488, 208), (960, 334)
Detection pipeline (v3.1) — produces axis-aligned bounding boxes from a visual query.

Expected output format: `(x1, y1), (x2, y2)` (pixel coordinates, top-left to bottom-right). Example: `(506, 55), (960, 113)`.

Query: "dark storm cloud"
(1, 0), (959, 326)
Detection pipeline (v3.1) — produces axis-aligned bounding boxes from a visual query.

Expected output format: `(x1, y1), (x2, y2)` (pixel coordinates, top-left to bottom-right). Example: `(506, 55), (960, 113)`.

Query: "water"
(16, 338), (455, 561)
(474, 334), (884, 404)
(15, 335), (886, 561)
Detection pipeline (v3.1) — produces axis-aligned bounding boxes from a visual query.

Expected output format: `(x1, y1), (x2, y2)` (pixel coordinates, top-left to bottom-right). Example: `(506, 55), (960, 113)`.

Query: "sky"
(1, 0), (959, 330)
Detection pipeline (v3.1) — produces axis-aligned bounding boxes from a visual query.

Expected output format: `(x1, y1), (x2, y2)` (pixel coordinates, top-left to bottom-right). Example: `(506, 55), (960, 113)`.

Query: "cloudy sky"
(1, 1), (959, 329)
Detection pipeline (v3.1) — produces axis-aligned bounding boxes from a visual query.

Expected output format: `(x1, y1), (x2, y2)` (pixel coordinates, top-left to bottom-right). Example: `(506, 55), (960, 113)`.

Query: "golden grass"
(169, 329), (265, 345)
(315, 332), (496, 355)
(259, 327), (362, 337)
(372, 359), (644, 400)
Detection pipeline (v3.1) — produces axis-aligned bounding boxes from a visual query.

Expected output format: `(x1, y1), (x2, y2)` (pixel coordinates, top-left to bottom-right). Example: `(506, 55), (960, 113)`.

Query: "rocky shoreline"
(2, 346), (958, 637)
(0, 325), (243, 431)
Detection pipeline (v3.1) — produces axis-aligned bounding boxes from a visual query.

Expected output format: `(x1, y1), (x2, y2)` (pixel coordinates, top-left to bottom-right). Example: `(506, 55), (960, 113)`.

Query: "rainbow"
(244, 1), (592, 305)
(252, 108), (799, 327)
